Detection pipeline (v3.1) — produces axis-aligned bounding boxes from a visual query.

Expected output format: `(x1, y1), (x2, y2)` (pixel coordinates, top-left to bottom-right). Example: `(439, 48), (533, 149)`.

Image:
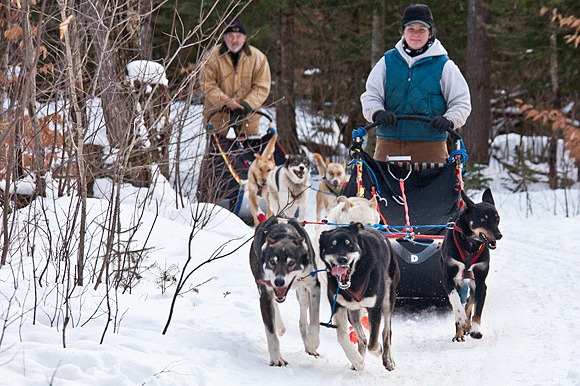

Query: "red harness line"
(452, 224), (484, 279)
(399, 179), (412, 233)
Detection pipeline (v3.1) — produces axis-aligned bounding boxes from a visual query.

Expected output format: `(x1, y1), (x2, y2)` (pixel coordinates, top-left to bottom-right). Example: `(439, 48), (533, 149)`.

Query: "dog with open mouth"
(441, 188), (502, 342)
(319, 222), (400, 371)
(249, 215), (320, 366)
(265, 153), (310, 221)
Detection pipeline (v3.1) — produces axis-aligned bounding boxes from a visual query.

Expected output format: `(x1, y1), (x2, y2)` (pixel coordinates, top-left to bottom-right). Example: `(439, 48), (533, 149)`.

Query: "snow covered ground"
(1, 179), (579, 385)
(1, 101), (580, 385)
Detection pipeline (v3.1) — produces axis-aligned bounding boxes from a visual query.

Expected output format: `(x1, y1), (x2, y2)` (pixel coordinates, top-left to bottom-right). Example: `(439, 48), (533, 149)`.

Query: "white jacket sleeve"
(360, 58), (387, 123)
(441, 60), (471, 129)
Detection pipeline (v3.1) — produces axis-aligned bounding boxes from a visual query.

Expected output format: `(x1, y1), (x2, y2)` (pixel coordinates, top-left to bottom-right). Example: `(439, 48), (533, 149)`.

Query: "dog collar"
(340, 273), (370, 302)
(452, 224), (485, 276)
(323, 179), (345, 196)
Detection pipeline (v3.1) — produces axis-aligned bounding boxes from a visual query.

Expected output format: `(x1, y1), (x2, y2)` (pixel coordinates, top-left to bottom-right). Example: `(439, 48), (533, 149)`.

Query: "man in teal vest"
(361, 4), (471, 163)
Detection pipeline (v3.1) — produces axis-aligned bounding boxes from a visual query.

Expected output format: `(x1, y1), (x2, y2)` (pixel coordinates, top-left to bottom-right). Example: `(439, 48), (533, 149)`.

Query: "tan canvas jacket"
(200, 43), (271, 136)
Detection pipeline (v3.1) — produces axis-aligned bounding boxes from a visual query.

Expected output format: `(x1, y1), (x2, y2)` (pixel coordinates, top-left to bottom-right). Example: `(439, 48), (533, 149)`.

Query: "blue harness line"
(320, 285), (340, 329)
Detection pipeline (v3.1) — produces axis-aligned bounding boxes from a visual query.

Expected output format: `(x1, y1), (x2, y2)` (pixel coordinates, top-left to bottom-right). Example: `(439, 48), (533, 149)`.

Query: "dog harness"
(343, 273), (370, 303)
(452, 223), (484, 279)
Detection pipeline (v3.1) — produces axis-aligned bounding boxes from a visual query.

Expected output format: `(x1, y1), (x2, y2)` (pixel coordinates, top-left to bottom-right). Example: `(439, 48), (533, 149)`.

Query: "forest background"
(154, 0), (580, 168)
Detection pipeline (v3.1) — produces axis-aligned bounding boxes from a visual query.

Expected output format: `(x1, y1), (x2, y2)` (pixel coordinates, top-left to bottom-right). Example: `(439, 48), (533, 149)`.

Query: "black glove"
(372, 110), (397, 128)
(430, 116), (453, 133)
(239, 101), (252, 115)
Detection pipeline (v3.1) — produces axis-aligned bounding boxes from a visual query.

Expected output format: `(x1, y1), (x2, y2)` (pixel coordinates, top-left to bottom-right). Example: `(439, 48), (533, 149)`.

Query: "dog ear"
(337, 196), (347, 203)
(319, 230), (330, 251)
(460, 190), (474, 207)
(342, 198), (353, 211)
(368, 195), (378, 207)
(253, 153), (261, 160)
(348, 222), (364, 233)
(482, 188), (495, 206)
(293, 237), (304, 246)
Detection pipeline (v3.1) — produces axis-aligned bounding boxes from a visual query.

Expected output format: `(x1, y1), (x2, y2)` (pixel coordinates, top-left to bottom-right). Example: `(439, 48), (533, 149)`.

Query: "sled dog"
(247, 132), (278, 226)
(249, 215), (320, 366)
(265, 153), (310, 221)
(441, 188), (502, 341)
(312, 153), (348, 221)
(319, 223), (400, 371)
(314, 195), (380, 288)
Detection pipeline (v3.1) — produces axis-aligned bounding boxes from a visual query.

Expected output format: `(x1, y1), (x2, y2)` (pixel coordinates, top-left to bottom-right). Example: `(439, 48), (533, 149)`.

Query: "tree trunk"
(276, 0), (299, 154)
(371, 4), (383, 67)
(548, 18), (561, 190)
(463, 0), (492, 165)
(367, 0), (386, 156)
(82, 0), (135, 150)
(139, 0), (153, 59)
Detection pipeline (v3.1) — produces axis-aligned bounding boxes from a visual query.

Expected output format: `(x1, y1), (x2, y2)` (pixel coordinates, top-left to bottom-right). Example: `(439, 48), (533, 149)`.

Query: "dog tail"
(312, 153), (326, 176)
(262, 133), (278, 160)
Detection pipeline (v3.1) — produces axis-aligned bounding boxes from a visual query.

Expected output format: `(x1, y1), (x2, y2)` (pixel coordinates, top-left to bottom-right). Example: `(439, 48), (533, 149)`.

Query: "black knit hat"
(224, 19), (246, 35)
(401, 4), (434, 29)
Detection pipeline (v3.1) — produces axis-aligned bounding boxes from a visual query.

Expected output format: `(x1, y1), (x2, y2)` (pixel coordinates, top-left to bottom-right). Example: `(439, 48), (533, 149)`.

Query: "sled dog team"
(248, 150), (502, 371)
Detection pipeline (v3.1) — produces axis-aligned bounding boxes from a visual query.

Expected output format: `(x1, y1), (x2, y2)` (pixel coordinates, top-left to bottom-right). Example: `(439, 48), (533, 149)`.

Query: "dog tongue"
(331, 266), (349, 280)
(274, 286), (289, 302)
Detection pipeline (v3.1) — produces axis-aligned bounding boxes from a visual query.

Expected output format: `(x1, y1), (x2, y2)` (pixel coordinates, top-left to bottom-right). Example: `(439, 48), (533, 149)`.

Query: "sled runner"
(343, 116), (467, 302)
(196, 109), (286, 220)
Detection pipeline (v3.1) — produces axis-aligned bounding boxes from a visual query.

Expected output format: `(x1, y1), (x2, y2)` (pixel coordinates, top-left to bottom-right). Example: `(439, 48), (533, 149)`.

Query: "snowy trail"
(2, 189), (580, 386)
(150, 192), (580, 386)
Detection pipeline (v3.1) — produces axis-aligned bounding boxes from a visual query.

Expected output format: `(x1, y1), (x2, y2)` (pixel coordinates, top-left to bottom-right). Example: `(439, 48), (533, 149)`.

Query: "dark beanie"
(224, 19), (246, 35)
(401, 4), (434, 29)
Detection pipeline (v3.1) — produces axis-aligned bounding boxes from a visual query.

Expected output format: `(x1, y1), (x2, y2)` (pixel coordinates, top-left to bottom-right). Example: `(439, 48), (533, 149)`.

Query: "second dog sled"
(196, 109), (286, 221)
(343, 116), (467, 303)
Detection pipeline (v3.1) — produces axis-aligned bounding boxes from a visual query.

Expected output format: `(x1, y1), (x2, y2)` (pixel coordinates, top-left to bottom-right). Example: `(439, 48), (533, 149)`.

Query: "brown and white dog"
(312, 153), (348, 222)
(247, 133), (278, 226)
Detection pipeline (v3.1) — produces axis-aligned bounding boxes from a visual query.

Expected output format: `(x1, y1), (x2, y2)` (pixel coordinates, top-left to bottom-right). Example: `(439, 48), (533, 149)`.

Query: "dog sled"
(343, 116), (467, 303)
(196, 109), (286, 220)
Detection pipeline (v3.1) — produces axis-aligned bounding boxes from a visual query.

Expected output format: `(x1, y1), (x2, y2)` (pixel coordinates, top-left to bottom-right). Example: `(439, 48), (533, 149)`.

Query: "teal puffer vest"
(377, 49), (448, 142)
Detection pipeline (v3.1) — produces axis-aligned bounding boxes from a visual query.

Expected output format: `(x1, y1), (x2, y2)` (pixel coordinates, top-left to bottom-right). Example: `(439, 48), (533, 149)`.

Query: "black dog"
(319, 223), (400, 371)
(249, 215), (320, 366)
(441, 188), (502, 342)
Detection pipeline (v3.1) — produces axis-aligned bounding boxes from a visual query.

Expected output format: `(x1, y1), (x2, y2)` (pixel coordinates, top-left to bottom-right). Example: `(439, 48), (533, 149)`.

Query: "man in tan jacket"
(200, 19), (271, 137)
(197, 19), (272, 209)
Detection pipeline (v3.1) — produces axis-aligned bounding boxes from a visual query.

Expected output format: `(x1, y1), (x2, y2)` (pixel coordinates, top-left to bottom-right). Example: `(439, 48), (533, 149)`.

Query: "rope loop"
(352, 127), (367, 140)
(449, 139), (469, 172)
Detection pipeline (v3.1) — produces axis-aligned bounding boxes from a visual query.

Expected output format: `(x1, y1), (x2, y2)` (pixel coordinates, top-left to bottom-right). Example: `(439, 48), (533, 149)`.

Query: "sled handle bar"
(363, 115), (462, 141)
(205, 107), (273, 125)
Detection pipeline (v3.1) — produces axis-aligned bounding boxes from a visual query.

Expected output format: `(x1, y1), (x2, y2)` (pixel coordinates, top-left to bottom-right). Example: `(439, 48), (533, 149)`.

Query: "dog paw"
(269, 358), (289, 367)
(348, 354), (365, 371)
(452, 333), (465, 342)
(383, 354), (395, 371)
(304, 338), (320, 355)
(470, 331), (483, 339)
(306, 349), (320, 358)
